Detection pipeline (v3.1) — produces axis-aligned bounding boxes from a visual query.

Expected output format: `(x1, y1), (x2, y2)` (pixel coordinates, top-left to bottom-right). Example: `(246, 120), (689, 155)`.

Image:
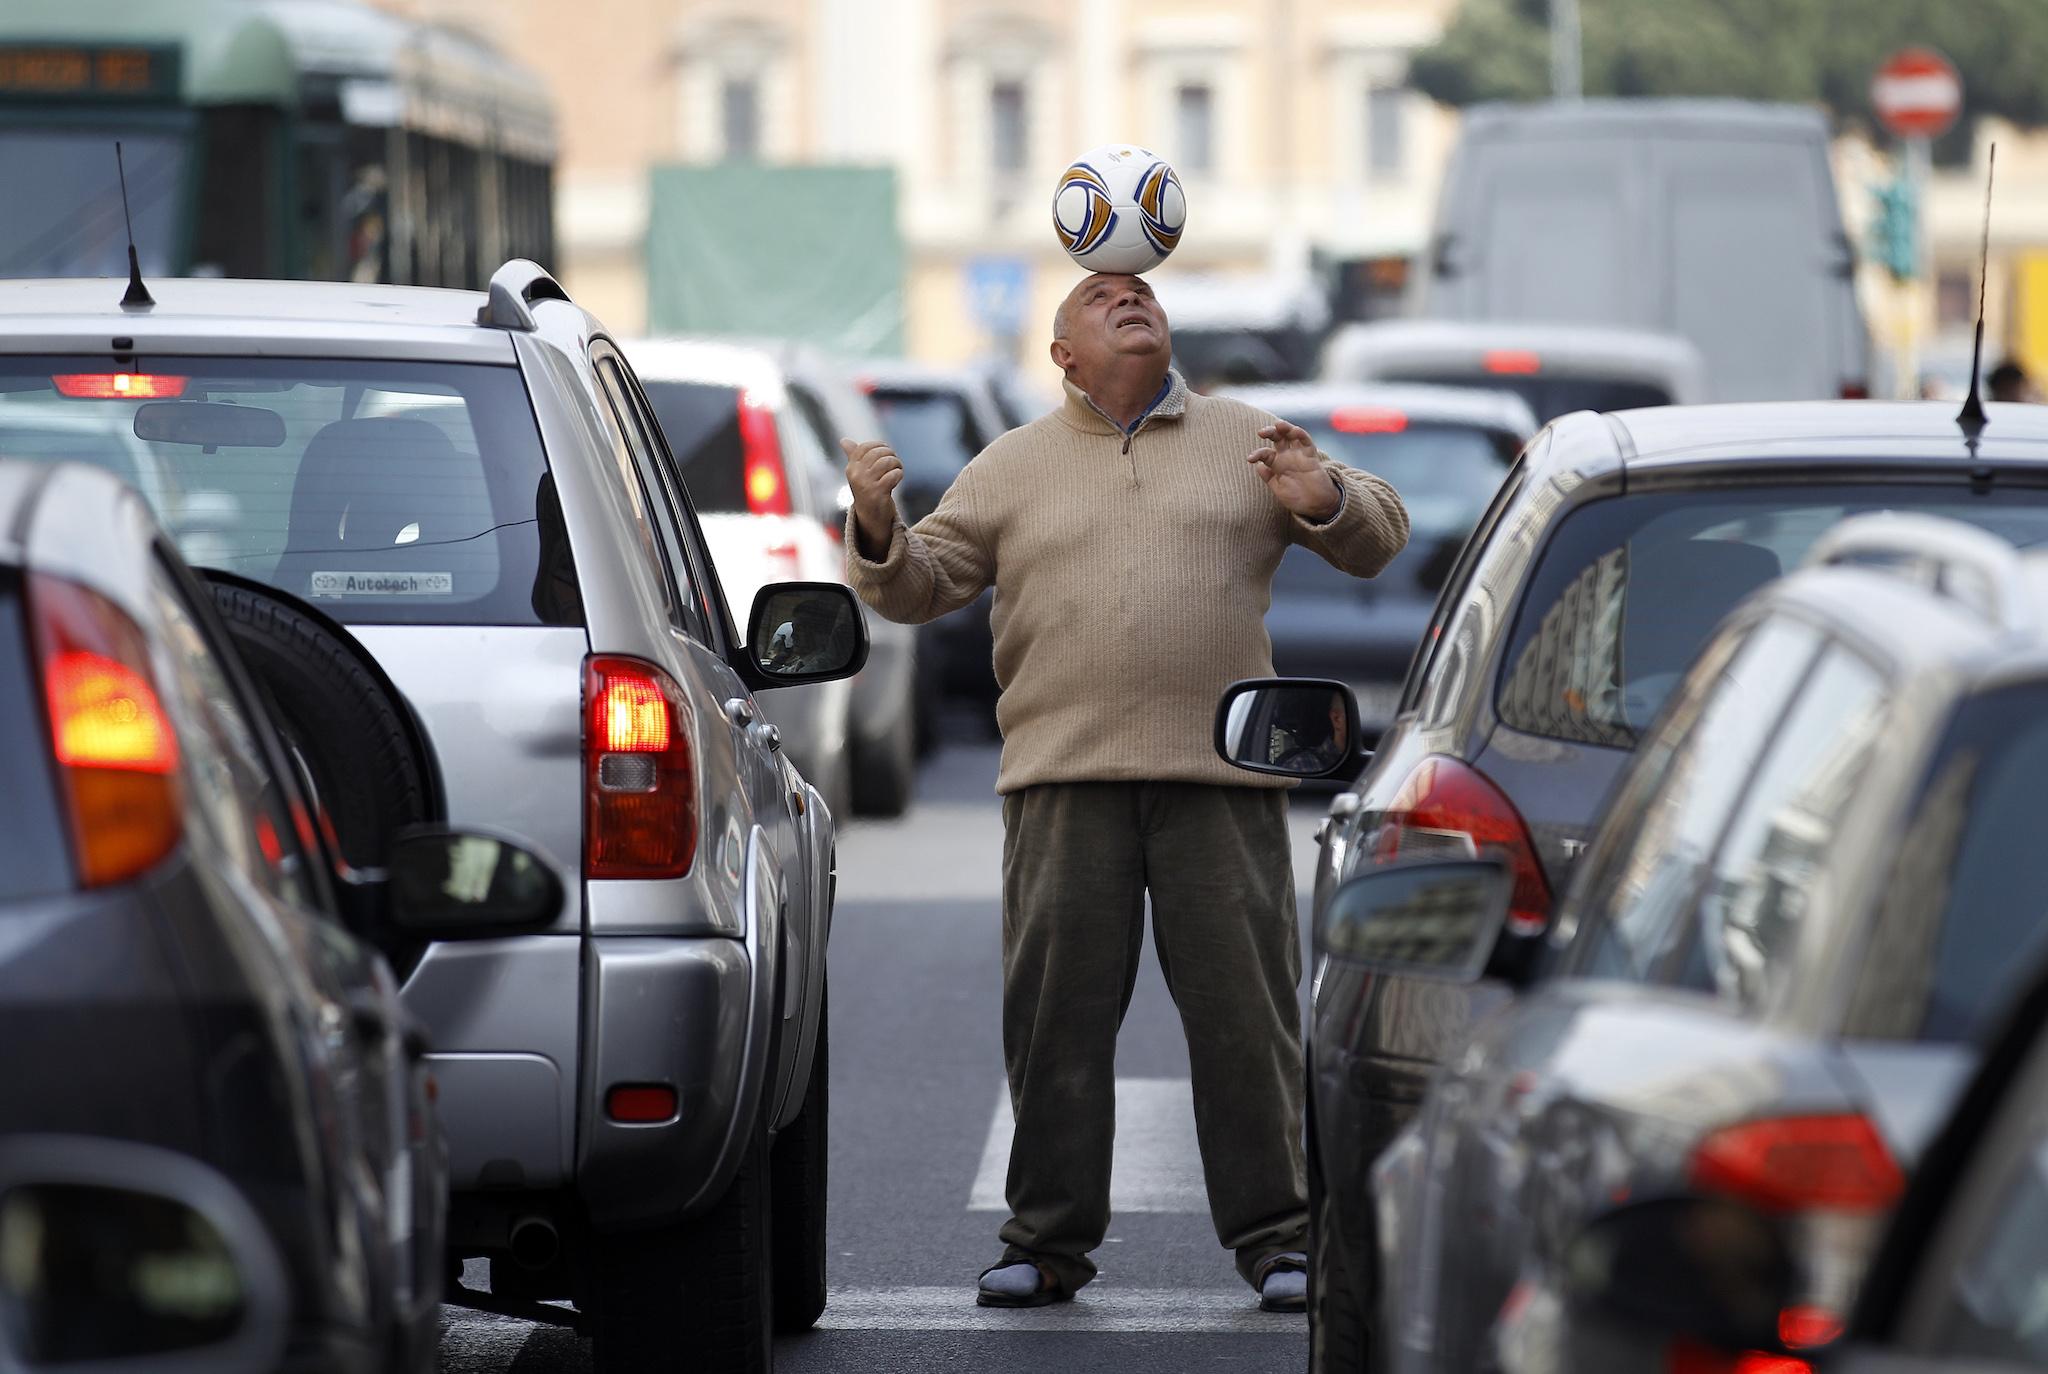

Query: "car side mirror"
(384, 827), (565, 939)
(1561, 1197), (1799, 1363)
(1317, 859), (1513, 984)
(745, 581), (870, 688)
(0, 1135), (290, 1374)
(1214, 678), (1368, 781)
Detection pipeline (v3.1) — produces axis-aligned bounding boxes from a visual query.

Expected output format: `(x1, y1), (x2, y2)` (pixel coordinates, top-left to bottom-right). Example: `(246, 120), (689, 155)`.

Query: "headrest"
(287, 417), (471, 551)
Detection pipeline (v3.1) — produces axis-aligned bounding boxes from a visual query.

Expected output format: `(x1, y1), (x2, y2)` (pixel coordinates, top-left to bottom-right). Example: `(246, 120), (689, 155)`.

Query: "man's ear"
(1050, 338), (1074, 372)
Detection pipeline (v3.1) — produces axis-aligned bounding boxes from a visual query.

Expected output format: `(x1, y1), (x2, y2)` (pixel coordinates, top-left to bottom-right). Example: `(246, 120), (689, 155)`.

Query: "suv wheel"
(769, 984), (829, 1331)
(851, 700), (915, 818)
(586, 1123), (775, 1373)
(1308, 1124), (1371, 1373)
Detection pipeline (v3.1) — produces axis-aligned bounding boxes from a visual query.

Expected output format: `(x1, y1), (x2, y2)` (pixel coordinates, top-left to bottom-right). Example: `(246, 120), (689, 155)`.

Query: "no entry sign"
(1871, 47), (1962, 141)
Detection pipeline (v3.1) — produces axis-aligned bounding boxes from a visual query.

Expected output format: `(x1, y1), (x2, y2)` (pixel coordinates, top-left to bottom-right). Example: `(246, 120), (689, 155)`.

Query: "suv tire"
(200, 572), (436, 870)
(1307, 1122), (1371, 1374)
(586, 1122), (775, 1374)
(851, 702), (915, 818)
(769, 984), (829, 1332)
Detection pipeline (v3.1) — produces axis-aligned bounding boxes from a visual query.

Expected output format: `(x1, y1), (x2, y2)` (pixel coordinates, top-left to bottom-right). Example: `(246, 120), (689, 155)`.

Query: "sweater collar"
(1059, 369), (1189, 436)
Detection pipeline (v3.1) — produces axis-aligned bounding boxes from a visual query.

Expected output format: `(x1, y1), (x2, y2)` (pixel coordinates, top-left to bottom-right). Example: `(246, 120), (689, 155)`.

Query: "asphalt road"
(441, 736), (1324, 1373)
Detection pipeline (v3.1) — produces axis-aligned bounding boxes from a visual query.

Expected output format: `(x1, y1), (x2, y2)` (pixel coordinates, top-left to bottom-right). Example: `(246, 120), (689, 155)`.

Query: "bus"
(0, 0), (555, 288)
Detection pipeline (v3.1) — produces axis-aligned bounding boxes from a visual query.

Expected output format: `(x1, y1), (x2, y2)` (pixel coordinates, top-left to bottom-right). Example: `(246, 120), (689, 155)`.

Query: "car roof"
(1212, 382), (1539, 439)
(0, 463), (161, 627)
(1607, 401), (2048, 471)
(1460, 98), (1829, 141)
(853, 358), (995, 393)
(618, 336), (791, 398)
(1322, 318), (1705, 382)
(0, 277), (517, 363)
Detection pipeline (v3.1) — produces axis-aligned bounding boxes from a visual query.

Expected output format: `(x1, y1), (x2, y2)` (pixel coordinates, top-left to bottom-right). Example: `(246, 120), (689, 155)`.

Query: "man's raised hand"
(840, 437), (905, 559)
(1249, 421), (1342, 522)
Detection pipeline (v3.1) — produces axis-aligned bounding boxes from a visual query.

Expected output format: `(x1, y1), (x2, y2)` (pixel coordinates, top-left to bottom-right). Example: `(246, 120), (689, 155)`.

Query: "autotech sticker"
(309, 571), (455, 597)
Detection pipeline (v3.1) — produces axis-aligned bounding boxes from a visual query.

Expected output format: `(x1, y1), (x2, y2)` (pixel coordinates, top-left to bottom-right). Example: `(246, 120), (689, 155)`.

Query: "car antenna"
(114, 141), (155, 310)
(1956, 142), (1996, 439)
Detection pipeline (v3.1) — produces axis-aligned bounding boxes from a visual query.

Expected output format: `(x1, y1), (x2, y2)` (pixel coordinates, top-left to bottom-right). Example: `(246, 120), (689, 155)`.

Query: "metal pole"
(1900, 135), (1931, 398)
(1550, 0), (1582, 101)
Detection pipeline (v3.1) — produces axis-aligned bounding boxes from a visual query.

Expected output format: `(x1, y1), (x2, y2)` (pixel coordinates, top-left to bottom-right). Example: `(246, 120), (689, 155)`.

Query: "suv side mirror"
(1215, 678), (1368, 781)
(385, 827), (564, 939)
(745, 582), (870, 688)
(1317, 859), (1513, 983)
(1561, 1197), (1798, 1364)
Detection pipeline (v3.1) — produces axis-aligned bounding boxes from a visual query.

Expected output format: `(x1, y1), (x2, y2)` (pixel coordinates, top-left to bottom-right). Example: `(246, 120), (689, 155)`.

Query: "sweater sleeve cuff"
(846, 516), (911, 584)
(1301, 474), (1348, 528)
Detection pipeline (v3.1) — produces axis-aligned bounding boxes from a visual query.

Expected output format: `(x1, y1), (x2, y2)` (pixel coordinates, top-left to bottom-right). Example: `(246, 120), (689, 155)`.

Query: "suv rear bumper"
(574, 933), (773, 1233)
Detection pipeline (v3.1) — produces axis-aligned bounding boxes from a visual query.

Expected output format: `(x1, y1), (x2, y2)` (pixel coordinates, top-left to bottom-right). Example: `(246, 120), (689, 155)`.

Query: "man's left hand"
(1249, 421), (1342, 522)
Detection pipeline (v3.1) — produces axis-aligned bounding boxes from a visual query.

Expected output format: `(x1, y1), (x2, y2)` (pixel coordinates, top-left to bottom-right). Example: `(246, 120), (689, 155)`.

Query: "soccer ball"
(1051, 144), (1187, 275)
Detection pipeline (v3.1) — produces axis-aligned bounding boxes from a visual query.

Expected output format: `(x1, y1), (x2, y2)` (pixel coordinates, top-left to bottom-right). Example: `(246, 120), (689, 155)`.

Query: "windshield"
(1846, 684), (2048, 1044)
(1274, 419), (1515, 595)
(0, 358), (576, 627)
(0, 126), (188, 278)
(1499, 486), (2048, 749)
(1394, 372), (1671, 422)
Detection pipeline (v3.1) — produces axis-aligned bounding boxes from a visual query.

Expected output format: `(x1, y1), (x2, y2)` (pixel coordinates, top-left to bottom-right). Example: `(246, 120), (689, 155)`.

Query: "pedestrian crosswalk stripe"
(816, 1286), (1294, 1333)
(967, 1076), (1206, 1213)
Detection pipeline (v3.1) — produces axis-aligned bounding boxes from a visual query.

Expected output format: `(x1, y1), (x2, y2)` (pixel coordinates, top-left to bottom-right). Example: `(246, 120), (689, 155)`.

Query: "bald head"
(1049, 273), (1171, 401)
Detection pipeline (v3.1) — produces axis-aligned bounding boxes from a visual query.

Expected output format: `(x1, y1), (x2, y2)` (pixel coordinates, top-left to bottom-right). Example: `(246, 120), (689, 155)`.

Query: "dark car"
(1220, 399), (2048, 1373)
(0, 462), (562, 1374)
(1218, 382), (1536, 735)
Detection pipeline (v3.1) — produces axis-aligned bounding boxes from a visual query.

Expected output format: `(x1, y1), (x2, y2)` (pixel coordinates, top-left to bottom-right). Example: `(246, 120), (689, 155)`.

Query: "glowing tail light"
(30, 575), (183, 886)
(1484, 350), (1543, 375)
(1329, 407), (1410, 434)
(585, 656), (697, 879)
(51, 373), (187, 398)
(739, 391), (792, 517)
(1370, 754), (1552, 933)
(1690, 1114), (1903, 1214)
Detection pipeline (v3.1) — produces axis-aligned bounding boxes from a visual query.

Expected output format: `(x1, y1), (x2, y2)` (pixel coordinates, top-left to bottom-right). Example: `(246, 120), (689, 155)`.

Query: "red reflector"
(1690, 1114), (1904, 1213)
(52, 373), (187, 399)
(607, 1084), (678, 1123)
(1484, 349), (1542, 375)
(1328, 406), (1409, 434)
(47, 650), (178, 772)
(598, 674), (670, 753)
(1777, 1306), (1842, 1350)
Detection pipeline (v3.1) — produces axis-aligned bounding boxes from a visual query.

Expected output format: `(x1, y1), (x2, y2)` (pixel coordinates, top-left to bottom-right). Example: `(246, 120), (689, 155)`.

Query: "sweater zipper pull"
(1122, 430), (1137, 484)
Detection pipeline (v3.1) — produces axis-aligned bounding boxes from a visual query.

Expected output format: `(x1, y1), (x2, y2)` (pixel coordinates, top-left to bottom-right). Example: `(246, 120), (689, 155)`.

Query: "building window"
(722, 75), (761, 160)
(1176, 82), (1214, 175)
(991, 79), (1028, 176)
(1367, 84), (1405, 178)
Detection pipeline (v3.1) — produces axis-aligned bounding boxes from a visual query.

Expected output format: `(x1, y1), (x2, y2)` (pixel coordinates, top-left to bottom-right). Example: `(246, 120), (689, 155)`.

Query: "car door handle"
(724, 697), (756, 727)
(748, 722), (781, 753)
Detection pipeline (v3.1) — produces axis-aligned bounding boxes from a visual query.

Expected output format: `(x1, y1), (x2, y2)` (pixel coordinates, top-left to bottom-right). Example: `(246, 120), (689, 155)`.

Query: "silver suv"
(0, 262), (866, 1372)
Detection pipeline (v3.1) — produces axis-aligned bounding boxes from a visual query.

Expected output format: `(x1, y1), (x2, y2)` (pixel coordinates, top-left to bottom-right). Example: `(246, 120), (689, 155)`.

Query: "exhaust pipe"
(508, 1216), (560, 1271)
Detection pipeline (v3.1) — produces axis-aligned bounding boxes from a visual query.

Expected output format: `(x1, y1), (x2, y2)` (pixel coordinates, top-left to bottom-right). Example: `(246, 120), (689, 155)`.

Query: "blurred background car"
(0, 460), (562, 1374)
(1235, 399), (2048, 1373)
(1320, 318), (1708, 423)
(1159, 269), (1334, 387)
(857, 358), (1015, 726)
(1216, 381), (1536, 739)
(629, 336), (865, 814)
(1561, 920), (2048, 1374)
(1416, 99), (1871, 401)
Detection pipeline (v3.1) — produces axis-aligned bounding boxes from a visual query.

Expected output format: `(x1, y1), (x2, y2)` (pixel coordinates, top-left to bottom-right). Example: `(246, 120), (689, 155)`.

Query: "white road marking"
(968, 1077), (1206, 1213)
(816, 1285), (1293, 1333)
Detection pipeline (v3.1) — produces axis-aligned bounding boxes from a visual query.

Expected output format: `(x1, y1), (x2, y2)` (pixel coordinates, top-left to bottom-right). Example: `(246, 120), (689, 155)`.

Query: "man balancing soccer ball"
(838, 144), (1409, 1312)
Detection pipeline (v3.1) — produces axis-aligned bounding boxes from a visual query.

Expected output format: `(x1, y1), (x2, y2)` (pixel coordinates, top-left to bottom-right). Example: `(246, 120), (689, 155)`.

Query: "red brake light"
(1484, 349), (1542, 375)
(1371, 755), (1552, 933)
(1839, 381), (1870, 400)
(739, 391), (792, 516)
(606, 1084), (679, 1123)
(1670, 1344), (1812, 1374)
(30, 575), (183, 887)
(1690, 1114), (1904, 1213)
(585, 656), (697, 879)
(1777, 1306), (1842, 1350)
(51, 373), (187, 399)
(1329, 407), (1409, 434)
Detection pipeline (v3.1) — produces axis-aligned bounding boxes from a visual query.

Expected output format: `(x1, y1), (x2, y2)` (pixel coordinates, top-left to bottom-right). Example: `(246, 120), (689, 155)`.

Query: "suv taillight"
(1690, 1114), (1903, 1214)
(584, 656), (697, 879)
(1370, 755), (1552, 933)
(739, 390), (792, 517)
(29, 574), (183, 886)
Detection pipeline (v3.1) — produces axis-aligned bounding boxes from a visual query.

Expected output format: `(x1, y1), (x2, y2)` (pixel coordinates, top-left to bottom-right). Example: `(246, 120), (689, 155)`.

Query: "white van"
(1417, 100), (1870, 403)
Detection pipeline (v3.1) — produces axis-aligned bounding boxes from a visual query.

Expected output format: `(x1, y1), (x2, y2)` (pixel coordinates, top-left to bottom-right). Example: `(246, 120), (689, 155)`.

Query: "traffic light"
(1867, 176), (1918, 282)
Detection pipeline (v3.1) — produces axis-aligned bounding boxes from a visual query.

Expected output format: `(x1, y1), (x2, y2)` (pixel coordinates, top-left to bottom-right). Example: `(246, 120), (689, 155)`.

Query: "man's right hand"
(840, 438), (904, 560)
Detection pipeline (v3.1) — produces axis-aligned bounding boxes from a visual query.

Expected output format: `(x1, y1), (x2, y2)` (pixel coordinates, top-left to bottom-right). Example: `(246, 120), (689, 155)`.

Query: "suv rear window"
(869, 388), (980, 487)
(640, 380), (750, 514)
(1849, 682), (2048, 1043)
(1399, 373), (1670, 422)
(1498, 484), (2048, 748)
(0, 569), (73, 900)
(0, 358), (573, 627)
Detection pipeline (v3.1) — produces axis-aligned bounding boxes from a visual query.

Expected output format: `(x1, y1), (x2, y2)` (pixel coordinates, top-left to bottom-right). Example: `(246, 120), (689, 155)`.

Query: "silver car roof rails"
(477, 260), (571, 331)
(1806, 511), (2035, 634)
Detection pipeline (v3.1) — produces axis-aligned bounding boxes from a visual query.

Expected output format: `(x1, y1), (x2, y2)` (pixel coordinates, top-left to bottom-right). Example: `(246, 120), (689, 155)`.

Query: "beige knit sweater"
(847, 371), (1411, 793)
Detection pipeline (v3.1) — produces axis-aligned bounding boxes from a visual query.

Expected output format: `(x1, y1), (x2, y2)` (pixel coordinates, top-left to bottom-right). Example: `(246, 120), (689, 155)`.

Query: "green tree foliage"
(1410, 0), (2048, 129)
